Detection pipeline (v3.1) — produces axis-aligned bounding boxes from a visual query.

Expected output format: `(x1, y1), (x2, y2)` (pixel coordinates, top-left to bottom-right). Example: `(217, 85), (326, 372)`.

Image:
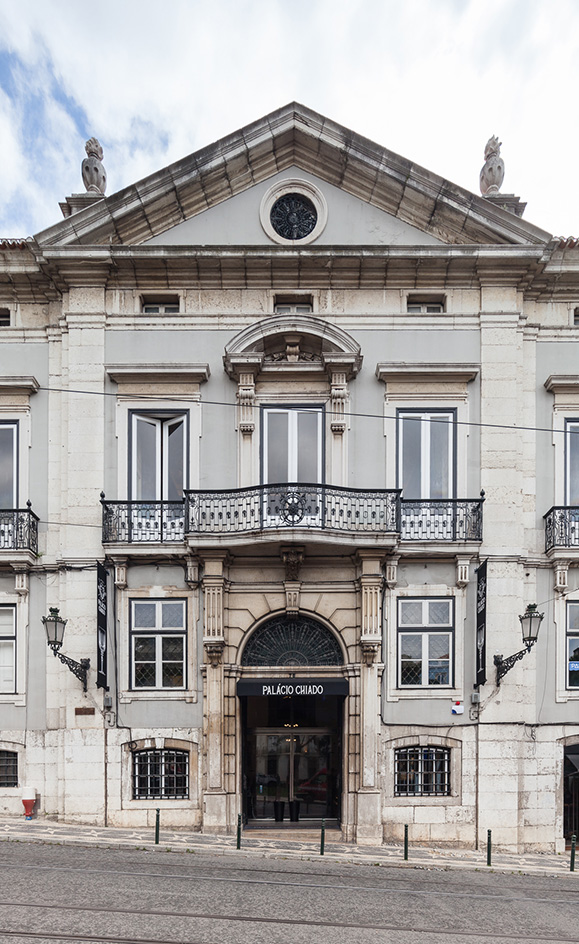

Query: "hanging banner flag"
(476, 559), (488, 686)
(96, 562), (108, 690)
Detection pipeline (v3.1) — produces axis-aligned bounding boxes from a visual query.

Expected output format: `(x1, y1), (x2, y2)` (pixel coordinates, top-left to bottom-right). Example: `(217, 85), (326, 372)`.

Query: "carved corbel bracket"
(554, 560), (570, 594)
(330, 370), (348, 435)
(113, 559), (128, 589)
(281, 546), (304, 581)
(456, 557), (471, 589)
(385, 557), (399, 589)
(12, 568), (29, 597)
(361, 640), (380, 665)
(204, 641), (225, 667)
(237, 371), (256, 437)
(185, 556), (199, 587)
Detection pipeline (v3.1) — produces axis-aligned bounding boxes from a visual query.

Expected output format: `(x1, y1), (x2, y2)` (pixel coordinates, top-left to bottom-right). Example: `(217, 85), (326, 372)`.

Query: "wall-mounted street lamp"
(493, 603), (544, 686)
(42, 607), (90, 692)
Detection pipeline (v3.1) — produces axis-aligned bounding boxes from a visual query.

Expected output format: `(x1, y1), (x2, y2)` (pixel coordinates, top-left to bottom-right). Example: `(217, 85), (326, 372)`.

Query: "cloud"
(0, 0), (577, 237)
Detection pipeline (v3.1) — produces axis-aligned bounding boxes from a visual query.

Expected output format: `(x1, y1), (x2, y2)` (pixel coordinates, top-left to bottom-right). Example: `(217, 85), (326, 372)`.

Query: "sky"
(0, 0), (578, 239)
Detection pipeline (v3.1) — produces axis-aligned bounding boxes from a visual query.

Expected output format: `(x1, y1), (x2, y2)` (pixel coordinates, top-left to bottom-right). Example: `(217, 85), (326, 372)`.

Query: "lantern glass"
(519, 604), (543, 648)
(43, 607), (67, 649)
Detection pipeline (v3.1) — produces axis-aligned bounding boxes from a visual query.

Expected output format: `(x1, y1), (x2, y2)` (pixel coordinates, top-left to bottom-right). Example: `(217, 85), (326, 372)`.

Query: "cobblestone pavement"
(0, 816), (577, 878)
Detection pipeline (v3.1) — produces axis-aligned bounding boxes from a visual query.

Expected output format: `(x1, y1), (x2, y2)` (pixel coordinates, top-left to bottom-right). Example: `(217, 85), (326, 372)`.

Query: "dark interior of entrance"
(564, 745), (579, 842)
(242, 693), (342, 825)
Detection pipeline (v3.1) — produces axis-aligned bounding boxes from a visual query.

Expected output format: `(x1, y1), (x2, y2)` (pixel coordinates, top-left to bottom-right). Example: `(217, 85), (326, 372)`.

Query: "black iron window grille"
(241, 614), (343, 667)
(394, 746), (450, 796)
(0, 750), (18, 787)
(132, 749), (189, 799)
(270, 193), (317, 240)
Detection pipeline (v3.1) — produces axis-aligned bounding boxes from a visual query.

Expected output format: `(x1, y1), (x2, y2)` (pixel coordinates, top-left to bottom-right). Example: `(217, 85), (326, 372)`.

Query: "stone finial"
(479, 135), (504, 196)
(82, 137), (107, 194)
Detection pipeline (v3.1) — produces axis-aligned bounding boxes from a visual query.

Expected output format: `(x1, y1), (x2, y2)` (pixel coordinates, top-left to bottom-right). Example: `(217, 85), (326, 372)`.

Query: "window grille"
(132, 749), (189, 799)
(0, 750), (18, 787)
(394, 746), (450, 796)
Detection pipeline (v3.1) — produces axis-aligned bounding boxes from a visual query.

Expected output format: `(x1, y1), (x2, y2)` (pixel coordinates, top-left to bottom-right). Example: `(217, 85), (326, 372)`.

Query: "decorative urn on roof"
(479, 135), (504, 196)
(81, 137), (107, 195)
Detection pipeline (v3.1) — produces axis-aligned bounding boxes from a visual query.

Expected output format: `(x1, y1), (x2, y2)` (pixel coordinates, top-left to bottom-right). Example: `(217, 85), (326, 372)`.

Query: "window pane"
(162, 636), (184, 687)
(569, 424), (579, 505)
(266, 412), (289, 483)
(569, 637), (579, 687)
(400, 634), (422, 685)
(0, 425), (15, 508)
(161, 602), (184, 628)
(0, 607), (15, 634)
(0, 640), (15, 692)
(133, 603), (156, 628)
(134, 637), (156, 687)
(569, 603), (579, 632)
(400, 600), (423, 625)
(401, 416), (421, 498)
(428, 600), (451, 625)
(297, 411), (320, 482)
(166, 419), (184, 500)
(430, 416), (451, 499)
(429, 634), (450, 685)
(134, 417), (158, 500)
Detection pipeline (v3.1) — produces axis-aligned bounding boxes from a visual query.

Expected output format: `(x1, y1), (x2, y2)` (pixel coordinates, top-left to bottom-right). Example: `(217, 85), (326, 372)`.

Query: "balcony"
(0, 504), (39, 556)
(544, 506), (579, 552)
(400, 497), (484, 542)
(101, 487), (485, 549)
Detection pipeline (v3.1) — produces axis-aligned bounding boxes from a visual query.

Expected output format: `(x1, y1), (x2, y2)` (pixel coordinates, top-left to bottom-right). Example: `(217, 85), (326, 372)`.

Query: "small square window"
(274, 295), (313, 314)
(394, 746), (450, 796)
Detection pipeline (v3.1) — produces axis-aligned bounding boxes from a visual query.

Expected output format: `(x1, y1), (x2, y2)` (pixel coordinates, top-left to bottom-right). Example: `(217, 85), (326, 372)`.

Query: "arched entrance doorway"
(238, 614), (346, 826)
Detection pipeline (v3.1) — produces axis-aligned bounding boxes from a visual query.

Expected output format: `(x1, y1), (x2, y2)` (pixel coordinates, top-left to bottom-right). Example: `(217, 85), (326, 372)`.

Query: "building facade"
(1, 104), (579, 851)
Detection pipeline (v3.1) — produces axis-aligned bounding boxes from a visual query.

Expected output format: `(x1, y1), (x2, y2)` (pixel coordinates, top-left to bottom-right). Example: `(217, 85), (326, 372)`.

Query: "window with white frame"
(132, 748), (188, 798)
(398, 598), (453, 687)
(394, 746), (450, 796)
(0, 422), (17, 508)
(565, 420), (579, 505)
(262, 406), (323, 485)
(0, 750), (18, 787)
(0, 606), (16, 694)
(398, 410), (455, 500)
(130, 412), (187, 502)
(130, 600), (186, 690)
(567, 602), (579, 688)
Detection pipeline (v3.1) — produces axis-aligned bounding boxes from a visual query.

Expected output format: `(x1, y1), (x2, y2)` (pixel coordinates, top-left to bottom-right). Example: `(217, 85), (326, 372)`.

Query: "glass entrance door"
(246, 728), (338, 822)
(564, 746), (579, 842)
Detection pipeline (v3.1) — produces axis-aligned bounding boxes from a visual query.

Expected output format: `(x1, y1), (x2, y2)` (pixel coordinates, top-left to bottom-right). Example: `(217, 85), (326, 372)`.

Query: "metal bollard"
(320, 818), (325, 856)
(237, 813), (242, 850)
(571, 834), (576, 872)
(404, 824), (408, 861)
(155, 808), (160, 845)
(487, 829), (492, 866)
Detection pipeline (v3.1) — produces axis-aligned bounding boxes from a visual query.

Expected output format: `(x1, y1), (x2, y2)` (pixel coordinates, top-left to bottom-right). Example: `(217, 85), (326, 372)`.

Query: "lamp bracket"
(51, 646), (90, 692)
(493, 643), (534, 686)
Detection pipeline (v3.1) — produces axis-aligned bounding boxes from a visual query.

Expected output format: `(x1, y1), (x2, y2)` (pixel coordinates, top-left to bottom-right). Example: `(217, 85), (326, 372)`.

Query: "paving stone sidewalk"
(0, 816), (576, 878)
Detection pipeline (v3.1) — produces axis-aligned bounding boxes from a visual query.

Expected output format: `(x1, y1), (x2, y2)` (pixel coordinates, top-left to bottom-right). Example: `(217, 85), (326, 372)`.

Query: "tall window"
(262, 407), (323, 484)
(130, 413), (187, 501)
(567, 602), (579, 688)
(0, 750), (18, 787)
(398, 598), (453, 687)
(133, 748), (189, 798)
(0, 422), (17, 508)
(394, 746), (450, 796)
(130, 600), (186, 690)
(398, 411), (455, 500)
(0, 606), (16, 694)
(566, 421), (579, 505)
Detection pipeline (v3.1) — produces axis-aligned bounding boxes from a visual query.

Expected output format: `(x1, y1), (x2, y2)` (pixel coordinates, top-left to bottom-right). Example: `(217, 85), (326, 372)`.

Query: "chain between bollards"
(403, 823), (408, 860)
(237, 813), (242, 850)
(486, 829), (492, 866)
(154, 808), (160, 845)
(571, 834), (576, 872)
(320, 818), (325, 855)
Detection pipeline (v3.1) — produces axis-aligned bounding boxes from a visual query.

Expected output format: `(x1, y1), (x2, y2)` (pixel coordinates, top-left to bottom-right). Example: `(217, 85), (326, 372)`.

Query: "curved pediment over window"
(223, 314), (362, 381)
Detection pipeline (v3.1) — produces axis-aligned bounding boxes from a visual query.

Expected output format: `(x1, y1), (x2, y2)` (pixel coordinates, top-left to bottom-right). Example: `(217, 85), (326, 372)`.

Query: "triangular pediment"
(34, 103), (551, 250)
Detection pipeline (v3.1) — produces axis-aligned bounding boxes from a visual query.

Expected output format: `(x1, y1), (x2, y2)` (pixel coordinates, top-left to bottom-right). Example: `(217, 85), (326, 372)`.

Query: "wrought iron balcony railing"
(0, 503), (39, 554)
(544, 506), (579, 551)
(101, 497), (186, 544)
(186, 484), (401, 536)
(400, 496), (484, 542)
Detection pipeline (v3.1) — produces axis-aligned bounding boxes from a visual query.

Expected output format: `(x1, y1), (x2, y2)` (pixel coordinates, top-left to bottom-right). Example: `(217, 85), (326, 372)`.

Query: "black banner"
(237, 677), (349, 697)
(96, 562), (108, 690)
(476, 559), (487, 686)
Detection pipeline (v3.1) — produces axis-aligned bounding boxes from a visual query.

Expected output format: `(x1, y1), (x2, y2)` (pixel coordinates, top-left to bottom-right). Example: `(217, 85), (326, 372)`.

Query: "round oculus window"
(270, 193), (318, 241)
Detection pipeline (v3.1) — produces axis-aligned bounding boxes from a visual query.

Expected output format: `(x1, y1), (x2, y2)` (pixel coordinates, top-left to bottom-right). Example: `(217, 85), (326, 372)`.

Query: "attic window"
(0, 308), (11, 327)
(260, 179), (328, 246)
(573, 307), (579, 326)
(407, 295), (446, 314)
(274, 295), (313, 314)
(141, 295), (180, 314)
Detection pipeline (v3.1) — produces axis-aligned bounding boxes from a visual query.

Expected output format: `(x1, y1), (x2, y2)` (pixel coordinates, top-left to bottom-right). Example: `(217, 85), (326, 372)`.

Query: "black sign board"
(237, 677), (349, 697)
(96, 562), (108, 690)
(476, 559), (487, 686)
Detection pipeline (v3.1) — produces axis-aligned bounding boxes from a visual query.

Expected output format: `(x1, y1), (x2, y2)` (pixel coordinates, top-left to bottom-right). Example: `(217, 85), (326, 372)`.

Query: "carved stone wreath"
(270, 193), (317, 241)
